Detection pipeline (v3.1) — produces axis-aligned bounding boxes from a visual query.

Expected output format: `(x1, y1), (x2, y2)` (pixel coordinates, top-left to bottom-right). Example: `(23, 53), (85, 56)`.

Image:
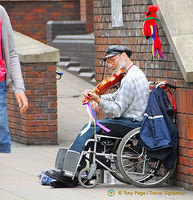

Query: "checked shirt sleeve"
(99, 78), (134, 117)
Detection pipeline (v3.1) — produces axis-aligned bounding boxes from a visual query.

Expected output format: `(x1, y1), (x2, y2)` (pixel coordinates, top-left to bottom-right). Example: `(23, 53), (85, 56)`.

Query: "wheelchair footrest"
(55, 148), (68, 170)
(63, 150), (81, 177)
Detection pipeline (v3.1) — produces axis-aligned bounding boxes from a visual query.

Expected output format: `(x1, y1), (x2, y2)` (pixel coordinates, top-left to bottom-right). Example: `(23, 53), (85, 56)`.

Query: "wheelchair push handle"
(149, 81), (177, 90)
(165, 83), (176, 89)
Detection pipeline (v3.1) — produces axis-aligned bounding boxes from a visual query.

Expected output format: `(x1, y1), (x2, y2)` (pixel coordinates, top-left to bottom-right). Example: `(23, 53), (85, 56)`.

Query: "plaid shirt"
(99, 63), (149, 121)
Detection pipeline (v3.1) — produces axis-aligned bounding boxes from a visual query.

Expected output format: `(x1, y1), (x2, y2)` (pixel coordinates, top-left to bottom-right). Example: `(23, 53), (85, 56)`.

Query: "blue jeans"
(70, 117), (141, 153)
(0, 80), (11, 153)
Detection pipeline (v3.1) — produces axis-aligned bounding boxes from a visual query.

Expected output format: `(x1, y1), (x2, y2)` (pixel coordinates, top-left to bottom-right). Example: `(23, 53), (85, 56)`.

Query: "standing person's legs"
(0, 80), (11, 153)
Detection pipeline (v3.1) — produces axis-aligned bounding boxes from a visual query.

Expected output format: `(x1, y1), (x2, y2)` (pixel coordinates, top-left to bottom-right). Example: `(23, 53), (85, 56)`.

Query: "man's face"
(106, 53), (127, 72)
(105, 54), (121, 71)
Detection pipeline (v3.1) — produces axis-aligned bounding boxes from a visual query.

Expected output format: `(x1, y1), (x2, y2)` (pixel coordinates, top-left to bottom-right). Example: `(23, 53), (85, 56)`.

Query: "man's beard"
(112, 55), (126, 73)
(118, 55), (126, 69)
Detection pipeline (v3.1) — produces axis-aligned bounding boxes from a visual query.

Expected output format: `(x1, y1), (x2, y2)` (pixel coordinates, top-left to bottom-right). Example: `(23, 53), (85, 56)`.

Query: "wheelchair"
(53, 81), (177, 188)
(54, 127), (176, 188)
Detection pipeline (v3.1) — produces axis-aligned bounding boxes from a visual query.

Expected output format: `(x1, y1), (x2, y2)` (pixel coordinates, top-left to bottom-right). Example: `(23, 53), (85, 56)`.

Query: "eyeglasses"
(105, 54), (120, 65)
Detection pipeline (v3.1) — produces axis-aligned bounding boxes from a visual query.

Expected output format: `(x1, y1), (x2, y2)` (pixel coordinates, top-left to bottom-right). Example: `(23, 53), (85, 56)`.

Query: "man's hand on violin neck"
(83, 89), (100, 104)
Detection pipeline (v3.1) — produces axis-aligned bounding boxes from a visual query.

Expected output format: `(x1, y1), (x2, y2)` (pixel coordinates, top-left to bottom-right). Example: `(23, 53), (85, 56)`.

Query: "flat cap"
(104, 45), (132, 61)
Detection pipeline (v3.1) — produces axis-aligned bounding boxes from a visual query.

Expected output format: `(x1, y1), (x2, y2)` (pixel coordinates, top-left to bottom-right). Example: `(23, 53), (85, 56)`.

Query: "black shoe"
(50, 180), (71, 188)
(45, 170), (78, 187)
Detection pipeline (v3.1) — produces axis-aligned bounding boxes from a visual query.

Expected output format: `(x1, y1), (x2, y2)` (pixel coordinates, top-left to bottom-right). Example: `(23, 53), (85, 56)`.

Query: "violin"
(82, 68), (125, 104)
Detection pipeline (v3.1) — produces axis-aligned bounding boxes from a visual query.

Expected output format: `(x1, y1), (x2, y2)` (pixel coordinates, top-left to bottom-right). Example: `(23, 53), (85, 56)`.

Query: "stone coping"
(13, 31), (60, 63)
(47, 20), (86, 25)
(153, 0), (193, 82)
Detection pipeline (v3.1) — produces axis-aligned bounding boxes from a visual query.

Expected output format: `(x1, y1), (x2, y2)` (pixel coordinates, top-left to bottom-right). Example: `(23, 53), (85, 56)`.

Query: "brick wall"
(1, 0), (80, 43)
(80, 0), (86, 21)
(80, 0), (94, 33)
(93, 0), (193, 190)
(7, 63), (58, 145)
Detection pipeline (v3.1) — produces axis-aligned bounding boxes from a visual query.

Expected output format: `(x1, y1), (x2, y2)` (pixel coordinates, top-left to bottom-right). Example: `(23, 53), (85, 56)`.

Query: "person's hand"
(15, 93), (28, 114)
(91, 101), (101, 116)
(83, 89), (100, 104)
(83, 89), (91, 99)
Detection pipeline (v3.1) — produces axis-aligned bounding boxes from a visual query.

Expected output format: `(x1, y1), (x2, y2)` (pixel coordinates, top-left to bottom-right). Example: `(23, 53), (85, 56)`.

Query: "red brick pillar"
(80, 0), (94, 33)
(7, 32), (60, 145)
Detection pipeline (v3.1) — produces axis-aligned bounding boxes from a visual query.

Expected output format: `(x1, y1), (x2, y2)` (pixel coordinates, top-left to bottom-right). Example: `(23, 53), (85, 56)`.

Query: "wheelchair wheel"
(109, 158), (130, 184)
(117, 127), (176, 188)
(78, 167), (99, 188)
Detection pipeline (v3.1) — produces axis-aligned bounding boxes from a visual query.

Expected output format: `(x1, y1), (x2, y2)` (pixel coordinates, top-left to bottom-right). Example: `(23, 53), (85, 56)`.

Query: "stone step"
(57, 61), (95, 84)
(57, 61), (80, 70)
(67, 66), (93, 80)
(79, 72), (95, 83)
(67, 66), (81, 74)
(67, 66), (93, 76)
(79, 67), (93, 73)
(54, 33), (94, 44)
(91, 78), (96, 84)
(60, 56), (71, 62)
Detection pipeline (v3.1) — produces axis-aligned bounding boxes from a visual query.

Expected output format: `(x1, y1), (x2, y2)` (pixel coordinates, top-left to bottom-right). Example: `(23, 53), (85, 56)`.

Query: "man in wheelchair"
(45, 45), (149, 187)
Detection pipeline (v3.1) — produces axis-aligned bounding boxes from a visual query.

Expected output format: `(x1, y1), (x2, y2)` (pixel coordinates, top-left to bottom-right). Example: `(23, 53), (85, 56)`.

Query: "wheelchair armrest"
(96, 134), (122, 140)
(85, 138), (96, 146)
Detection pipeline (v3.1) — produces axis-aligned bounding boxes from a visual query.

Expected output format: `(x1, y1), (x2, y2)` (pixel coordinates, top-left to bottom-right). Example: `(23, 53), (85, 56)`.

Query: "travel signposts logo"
(107, 189), (185, 197)
(107, 189), (115, 197)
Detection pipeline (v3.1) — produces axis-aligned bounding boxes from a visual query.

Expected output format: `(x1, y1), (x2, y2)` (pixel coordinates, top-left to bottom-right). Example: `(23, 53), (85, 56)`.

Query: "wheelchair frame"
(77, 134), (124, 187)
(75, 127), (176, 188)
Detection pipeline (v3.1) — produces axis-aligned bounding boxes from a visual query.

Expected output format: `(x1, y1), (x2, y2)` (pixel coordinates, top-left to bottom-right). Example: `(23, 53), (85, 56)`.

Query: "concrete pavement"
(0, 69), (192, 200)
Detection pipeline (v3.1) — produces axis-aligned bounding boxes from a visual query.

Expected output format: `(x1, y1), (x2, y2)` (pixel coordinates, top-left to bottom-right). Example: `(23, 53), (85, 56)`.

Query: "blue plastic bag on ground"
(40, 171), (55, 185)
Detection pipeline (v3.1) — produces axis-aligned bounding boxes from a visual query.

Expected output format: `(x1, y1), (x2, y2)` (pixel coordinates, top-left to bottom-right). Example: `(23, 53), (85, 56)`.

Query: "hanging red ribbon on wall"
(143, 5), (164, 60)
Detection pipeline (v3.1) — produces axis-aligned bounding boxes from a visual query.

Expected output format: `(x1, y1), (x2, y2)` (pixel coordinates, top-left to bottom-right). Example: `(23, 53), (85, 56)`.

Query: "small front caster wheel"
(78, 167), (98, 188)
